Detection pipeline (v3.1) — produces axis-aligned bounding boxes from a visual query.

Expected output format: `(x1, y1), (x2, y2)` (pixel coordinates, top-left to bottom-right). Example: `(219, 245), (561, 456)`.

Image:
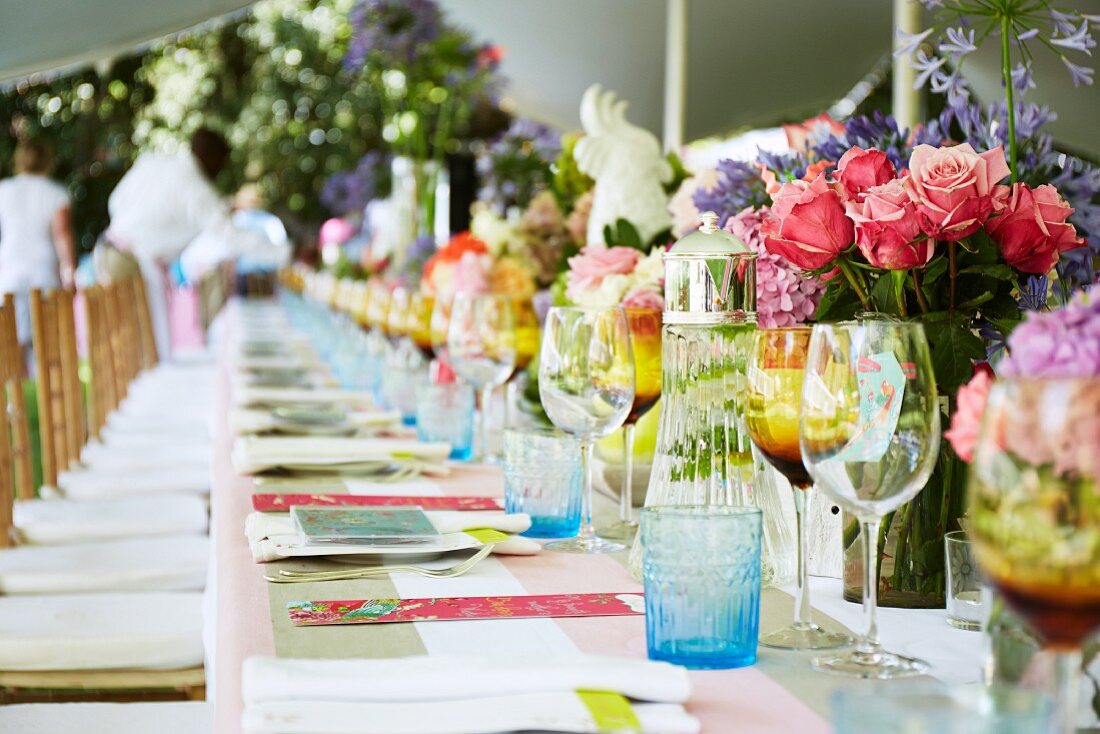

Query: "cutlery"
(265, 544), (494, 583)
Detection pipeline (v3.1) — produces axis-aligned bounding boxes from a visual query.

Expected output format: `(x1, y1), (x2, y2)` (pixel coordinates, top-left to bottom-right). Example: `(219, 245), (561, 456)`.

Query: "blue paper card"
(832, 351), (906, 463)
(291, 506), (440, 546)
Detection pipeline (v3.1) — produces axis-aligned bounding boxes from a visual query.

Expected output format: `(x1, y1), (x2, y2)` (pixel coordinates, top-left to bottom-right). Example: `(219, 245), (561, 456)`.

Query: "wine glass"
(800, 319), (940, 678)
(597, 308), (662, 541)
(447, 293), (516, 462)
(744, 326), (851, 650)
(407, 290), (436, 361)
(539, 306), (635, 554)
(968, 377), (1100, 734)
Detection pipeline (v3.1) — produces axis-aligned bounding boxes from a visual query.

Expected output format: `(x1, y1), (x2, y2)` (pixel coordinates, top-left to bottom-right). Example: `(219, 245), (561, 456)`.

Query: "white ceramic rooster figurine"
(574, 84), (673, 247)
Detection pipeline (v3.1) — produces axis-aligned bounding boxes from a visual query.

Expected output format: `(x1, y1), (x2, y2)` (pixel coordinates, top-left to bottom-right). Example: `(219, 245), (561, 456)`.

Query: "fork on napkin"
(244, 510), (538, 562)
(231, 436), (451, 475)
(241, 655), (699, 734)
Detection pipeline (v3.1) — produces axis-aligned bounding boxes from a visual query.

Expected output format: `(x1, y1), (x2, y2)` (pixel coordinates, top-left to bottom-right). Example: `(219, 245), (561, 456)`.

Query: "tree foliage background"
(0, 0), (386, 253)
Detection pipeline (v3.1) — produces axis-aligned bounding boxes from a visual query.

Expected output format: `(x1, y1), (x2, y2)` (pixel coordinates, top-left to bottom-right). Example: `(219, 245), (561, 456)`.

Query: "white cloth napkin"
(0, 592), (205, 671)
(0, 703), (213, 734)
(231, 436), (451, 475)
(13, 494), (208, 545)
(0, 535), (209, 594)
(56, 465), (211, 499)
(244, 511), (537, 562)
(233, 385), (376, 409)
(229, 408), (401, 436)
(243, 696), (699, 734)
(243, 655), (693, 704)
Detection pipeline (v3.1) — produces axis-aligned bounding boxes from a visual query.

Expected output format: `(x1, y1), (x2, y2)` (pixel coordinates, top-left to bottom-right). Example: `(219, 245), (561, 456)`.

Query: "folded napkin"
(244, 510), (536, 562)
(56, 465), (211, 499)
(234, 354), (324, 372)
(233, 386), (376, 410)
(14, 494), (208, 545)
(243, 696), (699, 734)
(231, 436), (451, 475)
(229, 408), (401, 436)
(0, 535), (209, 594)
(243, 655), (692, 705)
(0, 592), (204, 671)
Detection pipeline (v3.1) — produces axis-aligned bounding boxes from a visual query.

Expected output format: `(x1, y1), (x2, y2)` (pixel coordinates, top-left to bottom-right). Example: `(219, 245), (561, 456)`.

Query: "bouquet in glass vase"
(749, 140), (1087, 607)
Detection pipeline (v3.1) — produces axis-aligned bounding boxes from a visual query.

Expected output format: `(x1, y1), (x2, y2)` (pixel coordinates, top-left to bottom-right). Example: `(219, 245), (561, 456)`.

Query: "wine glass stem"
(477, 386), (493, 461)
(1052, 647), (1083, 734)
(791, 484), (815, 629)
(620, 422), (635, 524)
(578, 438), (595, 540)
(858, 518), (882, 654)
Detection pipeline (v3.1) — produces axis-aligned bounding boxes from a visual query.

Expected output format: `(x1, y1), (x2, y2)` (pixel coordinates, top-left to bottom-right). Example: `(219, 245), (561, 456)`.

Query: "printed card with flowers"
(287, 592), (646, 626)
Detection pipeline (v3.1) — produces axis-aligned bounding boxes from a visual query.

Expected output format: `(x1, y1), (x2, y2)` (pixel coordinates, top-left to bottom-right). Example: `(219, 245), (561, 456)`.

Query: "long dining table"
(210, 300), (983, 734)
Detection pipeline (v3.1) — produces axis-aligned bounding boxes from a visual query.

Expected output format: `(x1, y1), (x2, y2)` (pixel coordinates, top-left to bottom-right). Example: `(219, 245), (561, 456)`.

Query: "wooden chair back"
(84, 285), (118, 439)
(29, 289), (85, 485)
(29, 290), (66, 487)
(131, 275), (158, 369)
(0, 296), (36, 545)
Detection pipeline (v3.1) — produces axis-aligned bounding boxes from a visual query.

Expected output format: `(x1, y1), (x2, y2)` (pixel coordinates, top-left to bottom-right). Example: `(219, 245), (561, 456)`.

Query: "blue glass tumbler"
(642, 505), (763, 669)
(502, 427), (582, 538)
(415, 382), (475, 461)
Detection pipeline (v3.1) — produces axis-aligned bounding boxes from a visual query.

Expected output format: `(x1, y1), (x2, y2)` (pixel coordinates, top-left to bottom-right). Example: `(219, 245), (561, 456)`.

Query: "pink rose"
(450, 252), (491, 297)
(905, 143), (1011, 241)
(762, 173), (853, 271)
(835, 146), (897, 201)
(846, 178), (931, 270)
(986, 183), (1086, 274)
(621, 286), (664, 311)
(566, 245), (640, 297)
(944, 370), (993, 462)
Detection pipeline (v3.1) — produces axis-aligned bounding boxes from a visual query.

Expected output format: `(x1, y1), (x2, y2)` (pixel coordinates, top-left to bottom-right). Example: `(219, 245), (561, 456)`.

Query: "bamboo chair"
(131, 274), (159, 370)
(83, 285), (118, 440)
(0, 297), (205, 703)
(30, 289), (87, 482)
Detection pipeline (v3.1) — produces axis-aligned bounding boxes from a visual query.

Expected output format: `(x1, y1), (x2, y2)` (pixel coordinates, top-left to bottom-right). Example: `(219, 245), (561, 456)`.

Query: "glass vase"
(842, 426), (966, 608)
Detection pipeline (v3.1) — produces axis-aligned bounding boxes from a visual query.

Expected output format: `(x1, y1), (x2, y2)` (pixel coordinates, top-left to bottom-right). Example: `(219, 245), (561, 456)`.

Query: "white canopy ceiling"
(1, 0), (1098, 157)
(0, 0), (252, 84)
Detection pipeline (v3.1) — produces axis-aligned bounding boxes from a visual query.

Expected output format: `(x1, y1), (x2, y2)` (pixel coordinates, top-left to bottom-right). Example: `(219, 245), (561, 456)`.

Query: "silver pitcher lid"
(663, 211), (756, 322)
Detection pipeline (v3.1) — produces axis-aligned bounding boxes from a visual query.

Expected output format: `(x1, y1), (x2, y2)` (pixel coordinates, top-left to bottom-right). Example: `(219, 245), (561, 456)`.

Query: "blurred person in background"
(106, 127), (287, 357)
(0, 137), (75, 347)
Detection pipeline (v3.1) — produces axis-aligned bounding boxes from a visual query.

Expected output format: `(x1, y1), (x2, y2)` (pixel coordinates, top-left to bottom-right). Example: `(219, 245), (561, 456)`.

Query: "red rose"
(762, 173), (853, 271)
(904, 143), (1011, 241)
(835, 146), (897, 201)
(986, 183), (1086, 274)
(846, 179), (931, 270)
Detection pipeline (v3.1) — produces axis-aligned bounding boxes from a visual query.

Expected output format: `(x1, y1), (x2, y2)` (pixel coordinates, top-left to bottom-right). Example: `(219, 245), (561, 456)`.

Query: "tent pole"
(663, 0), (687, 153)
(892, 0), (922, 130)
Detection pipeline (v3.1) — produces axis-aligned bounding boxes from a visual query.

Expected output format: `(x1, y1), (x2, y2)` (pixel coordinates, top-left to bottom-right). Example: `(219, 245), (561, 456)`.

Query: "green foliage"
(550, 133), (593, 212)
(662, 150), (689, 196)
(602, 218), (643, 251)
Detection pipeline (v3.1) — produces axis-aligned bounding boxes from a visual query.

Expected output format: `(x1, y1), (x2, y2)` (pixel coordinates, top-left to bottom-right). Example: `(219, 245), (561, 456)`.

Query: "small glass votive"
(831, 683), (1053, 734)
(502, 427), (582, 538)
(642, 506), (763, 670)
(945, 530), (987, 631)
(416, 382), (474, 460)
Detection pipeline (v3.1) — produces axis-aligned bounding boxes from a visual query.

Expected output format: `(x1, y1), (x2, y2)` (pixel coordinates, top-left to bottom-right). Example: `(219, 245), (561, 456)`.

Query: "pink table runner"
(211, 303), (831, 733)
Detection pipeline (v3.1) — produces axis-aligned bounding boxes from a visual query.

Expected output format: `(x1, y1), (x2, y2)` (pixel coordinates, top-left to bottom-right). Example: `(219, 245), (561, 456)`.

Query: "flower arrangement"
(562, 245), (665, 310)
(420, 231), (537, 302)
(477, 118), (562, 214)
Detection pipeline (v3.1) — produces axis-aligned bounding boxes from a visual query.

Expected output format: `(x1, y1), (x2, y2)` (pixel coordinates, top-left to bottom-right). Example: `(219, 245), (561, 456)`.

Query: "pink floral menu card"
(287, 593), (645, 626)
(252, 494), (503, 512)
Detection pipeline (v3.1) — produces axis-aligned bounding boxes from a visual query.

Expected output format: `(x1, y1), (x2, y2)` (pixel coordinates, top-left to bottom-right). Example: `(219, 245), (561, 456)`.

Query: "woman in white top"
(0, 139), (75, 344)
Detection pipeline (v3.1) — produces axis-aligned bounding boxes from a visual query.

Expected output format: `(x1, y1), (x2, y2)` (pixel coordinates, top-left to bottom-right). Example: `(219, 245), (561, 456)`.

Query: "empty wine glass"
(801, 319), (940, 678)
(539, 306), (635, 554)
(447, 293), (516, 462)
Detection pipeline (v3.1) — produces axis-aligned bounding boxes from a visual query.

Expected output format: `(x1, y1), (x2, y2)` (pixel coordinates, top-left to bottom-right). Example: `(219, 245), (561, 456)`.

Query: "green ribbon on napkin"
(463, 528), (511, 545)
(577, 690), (641, 733)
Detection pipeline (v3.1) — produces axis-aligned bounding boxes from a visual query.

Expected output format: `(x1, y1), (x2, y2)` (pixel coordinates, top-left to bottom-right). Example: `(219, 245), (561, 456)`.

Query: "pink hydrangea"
(726, 206), (827, 329)
(1000, 284), (1100, 378)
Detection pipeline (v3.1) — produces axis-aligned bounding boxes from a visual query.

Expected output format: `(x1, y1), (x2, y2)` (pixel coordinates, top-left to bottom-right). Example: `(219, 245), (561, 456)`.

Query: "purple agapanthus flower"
(345, 0), (442, 71)
(477, 118), (560, 212)
(320, 150), (392, 216)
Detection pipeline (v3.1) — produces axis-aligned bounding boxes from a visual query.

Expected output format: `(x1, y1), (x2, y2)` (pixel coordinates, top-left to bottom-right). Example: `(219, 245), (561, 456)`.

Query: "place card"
(252, 494), (503, 512)
(287, 592), (645, 626)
